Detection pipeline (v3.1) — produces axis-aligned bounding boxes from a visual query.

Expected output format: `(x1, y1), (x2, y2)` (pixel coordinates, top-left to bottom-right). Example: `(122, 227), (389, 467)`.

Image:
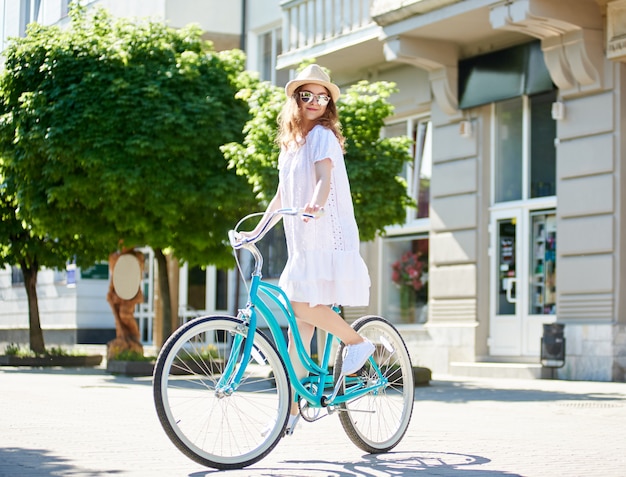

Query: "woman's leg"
(292, 302), (374, 377)
(291, 302), (364, 345)
(288, 318), (315, 415)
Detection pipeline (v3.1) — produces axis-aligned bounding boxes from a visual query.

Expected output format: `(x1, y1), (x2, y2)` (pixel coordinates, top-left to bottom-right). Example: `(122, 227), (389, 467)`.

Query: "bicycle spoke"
(334, 316), (414, 453)
(153, 317), (290, 470)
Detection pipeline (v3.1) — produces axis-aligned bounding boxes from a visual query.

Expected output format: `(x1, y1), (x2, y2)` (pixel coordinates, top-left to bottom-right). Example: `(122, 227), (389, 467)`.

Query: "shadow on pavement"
(188, 450), (521, 476)
(0, 366), (155, 387)
(416, 379), (626, 404)
(0, 366), (108, 376)
(0, 447), (124, 477)
(4, 366), (626, 404)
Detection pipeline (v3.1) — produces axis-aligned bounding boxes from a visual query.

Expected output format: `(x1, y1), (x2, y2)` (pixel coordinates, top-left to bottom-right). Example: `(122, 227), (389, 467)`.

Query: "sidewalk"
(1, 366), (625, 476)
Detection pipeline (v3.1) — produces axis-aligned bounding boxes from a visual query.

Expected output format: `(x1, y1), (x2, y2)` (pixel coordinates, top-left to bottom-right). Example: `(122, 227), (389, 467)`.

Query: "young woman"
(240, 64), (374, 434)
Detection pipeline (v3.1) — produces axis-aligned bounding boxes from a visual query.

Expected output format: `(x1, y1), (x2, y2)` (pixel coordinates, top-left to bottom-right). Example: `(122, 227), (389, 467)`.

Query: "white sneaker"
(341, 339), (375, 375)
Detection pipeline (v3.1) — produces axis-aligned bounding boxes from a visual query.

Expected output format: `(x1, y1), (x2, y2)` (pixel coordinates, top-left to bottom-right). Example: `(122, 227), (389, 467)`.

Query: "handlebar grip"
(230, 208), (326, 250)
(276, 207), (324, 219)
(228, 230), (244, 249)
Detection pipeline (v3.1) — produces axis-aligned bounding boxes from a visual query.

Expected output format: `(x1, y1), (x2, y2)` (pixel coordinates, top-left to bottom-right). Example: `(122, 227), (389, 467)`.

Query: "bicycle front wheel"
(333, 315), (414, 453)
(153, 316), (291, 470)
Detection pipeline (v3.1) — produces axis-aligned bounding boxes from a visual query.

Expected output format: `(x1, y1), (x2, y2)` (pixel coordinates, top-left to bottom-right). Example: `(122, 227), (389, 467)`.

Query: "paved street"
(1, 365), (625, 477)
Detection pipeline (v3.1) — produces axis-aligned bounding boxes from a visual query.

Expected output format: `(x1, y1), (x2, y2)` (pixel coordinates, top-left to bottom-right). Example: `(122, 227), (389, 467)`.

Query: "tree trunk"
(155, 248), (173, 347)
(20, 260), (45, 355)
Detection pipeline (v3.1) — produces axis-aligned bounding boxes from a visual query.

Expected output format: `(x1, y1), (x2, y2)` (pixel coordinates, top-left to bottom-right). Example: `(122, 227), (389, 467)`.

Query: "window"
(494, 91), (557, 203)
(259, 27), (289, 87)
(187, 266), (206, 311)
(19, 0), (42, 36)
(495, 98), (523, 202)
(381, 117), (431, 324)
(384, 117), (432, 222)
(382, 236), (429, 324)
(11, 266), (24, 285)
(215, 268), (229, 311)
(412, 119), (432, 220)
(185, 265), (229, 313)
(530, 92), (557, 198)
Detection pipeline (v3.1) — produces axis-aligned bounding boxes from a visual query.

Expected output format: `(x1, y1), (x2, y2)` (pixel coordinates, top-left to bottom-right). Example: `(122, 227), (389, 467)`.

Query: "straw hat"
(285, 64), (340, 103)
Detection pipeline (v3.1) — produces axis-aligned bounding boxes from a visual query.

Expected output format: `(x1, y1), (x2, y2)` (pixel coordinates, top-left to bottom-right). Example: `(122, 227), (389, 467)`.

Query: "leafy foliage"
(109, 349), (155, 362)
(222, 74), (414, 241)
(2, 342), (92, 357)
(0, 174), (94, 353)
(0, 6), (257, 269)
(221, 78), (284, 204)
(0, 180), (67, 271)
(340, 81), (414, 240)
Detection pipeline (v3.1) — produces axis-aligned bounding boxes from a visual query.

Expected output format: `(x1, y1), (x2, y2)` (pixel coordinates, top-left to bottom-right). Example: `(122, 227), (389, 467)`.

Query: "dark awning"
(459, 41), (554, 109)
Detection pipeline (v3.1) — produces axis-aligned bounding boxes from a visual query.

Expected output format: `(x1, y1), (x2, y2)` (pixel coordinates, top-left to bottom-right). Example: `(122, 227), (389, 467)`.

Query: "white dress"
(278, 124), (371, 307)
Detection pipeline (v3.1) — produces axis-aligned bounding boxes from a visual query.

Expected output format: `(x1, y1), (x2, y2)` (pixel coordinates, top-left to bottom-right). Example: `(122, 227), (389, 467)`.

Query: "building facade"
(1, 0), (625, 382)
(260, 0), (626, 382)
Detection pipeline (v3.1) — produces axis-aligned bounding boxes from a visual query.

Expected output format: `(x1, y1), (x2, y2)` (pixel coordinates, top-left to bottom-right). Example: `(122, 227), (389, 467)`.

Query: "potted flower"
(391, 251), (425, 323)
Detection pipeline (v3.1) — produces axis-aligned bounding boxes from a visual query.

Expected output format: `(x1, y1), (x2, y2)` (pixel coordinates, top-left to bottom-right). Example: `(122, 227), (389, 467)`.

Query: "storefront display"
(531, 212), (556, 315)
(497, 219), (517, 315)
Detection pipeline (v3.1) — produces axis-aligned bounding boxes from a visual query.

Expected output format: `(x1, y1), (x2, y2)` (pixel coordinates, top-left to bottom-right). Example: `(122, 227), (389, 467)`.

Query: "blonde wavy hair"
(276, 86), (345, 152)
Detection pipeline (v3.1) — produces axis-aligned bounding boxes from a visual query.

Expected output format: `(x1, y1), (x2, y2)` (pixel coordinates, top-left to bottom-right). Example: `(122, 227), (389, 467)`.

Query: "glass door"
(523, 210), (557, 355)
(490, 210), (523, 356)
(530, 212), (557, 315)
(490, 209), (557, 357)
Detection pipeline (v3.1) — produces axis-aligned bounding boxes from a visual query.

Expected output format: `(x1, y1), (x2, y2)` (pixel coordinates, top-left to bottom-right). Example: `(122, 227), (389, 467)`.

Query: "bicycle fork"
(215, 309), (255, 397)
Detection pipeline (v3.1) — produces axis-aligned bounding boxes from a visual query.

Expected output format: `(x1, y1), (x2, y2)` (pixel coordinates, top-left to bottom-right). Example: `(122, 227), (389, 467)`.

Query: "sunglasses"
(298, 91), (331, 106)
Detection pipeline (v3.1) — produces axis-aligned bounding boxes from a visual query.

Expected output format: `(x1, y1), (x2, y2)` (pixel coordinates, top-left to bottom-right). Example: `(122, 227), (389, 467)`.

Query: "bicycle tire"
(153, 315), (291, 470)
(333, 315), (414, 453)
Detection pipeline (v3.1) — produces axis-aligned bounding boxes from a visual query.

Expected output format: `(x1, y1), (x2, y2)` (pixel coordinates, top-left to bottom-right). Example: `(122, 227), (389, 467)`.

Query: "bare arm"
(303, 158), (332, 219)
(240, 190), (283, 242)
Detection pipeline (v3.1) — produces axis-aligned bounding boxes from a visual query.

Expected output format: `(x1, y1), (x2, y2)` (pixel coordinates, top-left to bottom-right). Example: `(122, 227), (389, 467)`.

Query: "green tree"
(0, 6), (257, 347)
(222, 74), (413, 241)
(0, 176), (99, 354)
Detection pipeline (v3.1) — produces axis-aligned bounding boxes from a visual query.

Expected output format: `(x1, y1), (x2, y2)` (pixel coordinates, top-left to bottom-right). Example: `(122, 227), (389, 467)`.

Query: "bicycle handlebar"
(229, 207), (324, 250)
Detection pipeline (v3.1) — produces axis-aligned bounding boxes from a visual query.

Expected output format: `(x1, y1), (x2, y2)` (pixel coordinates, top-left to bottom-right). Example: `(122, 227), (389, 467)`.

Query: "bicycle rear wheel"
(153, 316), (290, 470)
(333, 315), (414, 453)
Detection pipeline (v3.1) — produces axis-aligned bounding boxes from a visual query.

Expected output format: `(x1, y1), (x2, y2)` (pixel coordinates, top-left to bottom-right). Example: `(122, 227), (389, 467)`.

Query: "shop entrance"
(489, 209), (556, 357)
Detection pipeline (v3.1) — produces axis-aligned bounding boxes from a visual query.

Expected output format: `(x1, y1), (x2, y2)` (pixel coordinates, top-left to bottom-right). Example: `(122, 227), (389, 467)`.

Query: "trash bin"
(541, 323), (565, 368)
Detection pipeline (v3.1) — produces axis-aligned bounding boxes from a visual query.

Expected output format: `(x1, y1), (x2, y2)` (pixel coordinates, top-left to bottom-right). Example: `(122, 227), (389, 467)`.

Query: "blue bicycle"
(153, 209), (414, 470)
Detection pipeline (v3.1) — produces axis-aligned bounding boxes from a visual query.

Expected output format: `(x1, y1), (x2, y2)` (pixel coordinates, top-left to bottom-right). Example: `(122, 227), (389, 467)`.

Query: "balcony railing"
(281, 0), (374, 53)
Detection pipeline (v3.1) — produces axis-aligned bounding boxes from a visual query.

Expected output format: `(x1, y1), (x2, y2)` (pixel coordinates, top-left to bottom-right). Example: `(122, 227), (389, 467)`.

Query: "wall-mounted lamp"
(459, 120), (472, 138)
(551, 101), (565, 120)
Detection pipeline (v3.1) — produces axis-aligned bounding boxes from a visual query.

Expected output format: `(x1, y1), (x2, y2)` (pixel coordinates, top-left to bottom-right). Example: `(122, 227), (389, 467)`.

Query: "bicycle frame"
(235, 274), (386, 409)
(153, 209), (415, 470)
(224, 210), (387, 409)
